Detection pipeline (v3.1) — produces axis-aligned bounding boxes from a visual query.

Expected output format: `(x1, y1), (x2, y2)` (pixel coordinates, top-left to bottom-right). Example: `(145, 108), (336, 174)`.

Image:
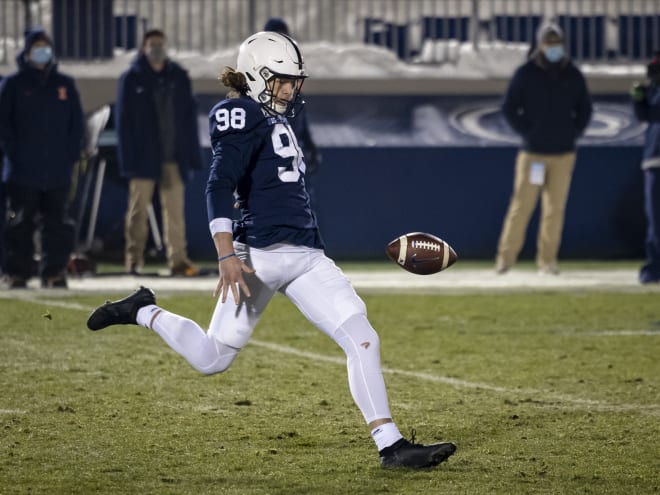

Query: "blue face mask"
(30, 46), (53, 65)
(543, 45), (564, 63)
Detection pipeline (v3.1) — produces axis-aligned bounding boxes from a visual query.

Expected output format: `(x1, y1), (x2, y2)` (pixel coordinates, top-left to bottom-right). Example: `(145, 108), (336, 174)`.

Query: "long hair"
(219, 66), (248, 99)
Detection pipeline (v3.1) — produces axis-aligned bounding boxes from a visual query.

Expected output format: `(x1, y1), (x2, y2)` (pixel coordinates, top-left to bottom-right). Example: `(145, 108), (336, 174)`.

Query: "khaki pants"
(496, 151), (576, 269)
(125, 162), (190, 270)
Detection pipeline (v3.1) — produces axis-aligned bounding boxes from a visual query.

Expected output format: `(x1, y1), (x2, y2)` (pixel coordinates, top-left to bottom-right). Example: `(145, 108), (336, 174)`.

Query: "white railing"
(1, 0), (659, 66)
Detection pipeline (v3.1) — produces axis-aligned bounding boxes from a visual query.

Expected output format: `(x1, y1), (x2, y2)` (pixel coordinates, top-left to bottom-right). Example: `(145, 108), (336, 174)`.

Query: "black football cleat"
(380, 436), (457, 469)
(87, 286), (156, 331)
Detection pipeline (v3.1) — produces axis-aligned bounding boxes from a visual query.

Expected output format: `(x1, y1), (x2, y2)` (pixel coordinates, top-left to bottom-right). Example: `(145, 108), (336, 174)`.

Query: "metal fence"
(1, 0), (660, 66)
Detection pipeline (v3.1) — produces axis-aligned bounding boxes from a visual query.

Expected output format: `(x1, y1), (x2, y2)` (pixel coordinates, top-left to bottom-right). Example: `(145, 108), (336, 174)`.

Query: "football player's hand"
(305, 145), (322, 174)
(215, 255), (255, 304)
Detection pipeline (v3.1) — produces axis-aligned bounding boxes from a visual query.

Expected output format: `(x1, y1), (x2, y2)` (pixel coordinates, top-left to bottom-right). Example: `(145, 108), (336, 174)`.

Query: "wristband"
(217, 253), (237, 262)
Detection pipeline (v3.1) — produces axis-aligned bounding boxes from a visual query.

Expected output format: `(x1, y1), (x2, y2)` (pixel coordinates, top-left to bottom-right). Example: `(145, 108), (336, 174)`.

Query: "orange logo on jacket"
(58, 86), (67, 100)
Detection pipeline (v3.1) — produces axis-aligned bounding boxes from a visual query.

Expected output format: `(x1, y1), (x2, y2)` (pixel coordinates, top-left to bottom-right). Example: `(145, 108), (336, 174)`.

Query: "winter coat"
(115, 54), (202, 181)
(502, 52), (592, 154)
(633, 83), (660, 169)
(0, 47), (83, 188)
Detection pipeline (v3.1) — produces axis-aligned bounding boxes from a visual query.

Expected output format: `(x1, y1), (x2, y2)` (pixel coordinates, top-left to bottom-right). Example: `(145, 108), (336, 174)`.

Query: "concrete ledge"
(76, 75), (638, 112)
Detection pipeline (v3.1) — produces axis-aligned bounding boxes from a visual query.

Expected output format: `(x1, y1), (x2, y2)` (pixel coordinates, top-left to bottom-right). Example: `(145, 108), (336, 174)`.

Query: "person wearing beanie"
(630, 52), (660, 284)
(262, 18), (322, 204)
(495, 20), (592, 275)
(0, 27), (84, 288)
(263, 17), (290, 36)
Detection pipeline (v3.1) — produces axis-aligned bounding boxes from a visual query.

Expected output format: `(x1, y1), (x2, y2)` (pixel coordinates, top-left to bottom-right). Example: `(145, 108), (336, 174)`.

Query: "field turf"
(1, 281), (659, 494)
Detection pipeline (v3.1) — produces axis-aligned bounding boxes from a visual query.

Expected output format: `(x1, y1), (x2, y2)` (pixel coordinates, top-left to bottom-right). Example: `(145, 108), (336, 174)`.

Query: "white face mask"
(30, 45), (52, 65)
(543, 45), (564, 63)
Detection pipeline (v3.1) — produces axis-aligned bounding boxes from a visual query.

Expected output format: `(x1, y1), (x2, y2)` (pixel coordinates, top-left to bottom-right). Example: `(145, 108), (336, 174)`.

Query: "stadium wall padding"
(93, 145), (645, 261)
(91, 93), (646, 261)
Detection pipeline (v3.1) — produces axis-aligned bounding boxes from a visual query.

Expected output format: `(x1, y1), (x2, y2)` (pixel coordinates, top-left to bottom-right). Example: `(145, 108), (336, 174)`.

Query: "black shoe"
(7, 276), (28, 289)
(126, 263), (143, 276)
(380, 436), (457, 469)
(87, 286), (156, 331)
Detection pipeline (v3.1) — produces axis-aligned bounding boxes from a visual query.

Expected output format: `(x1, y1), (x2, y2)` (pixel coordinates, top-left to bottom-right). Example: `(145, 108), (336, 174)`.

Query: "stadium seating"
(493, 15), (542, 43)
(618, 15), (660, 59)
(363, 18), (414, 60)
(421, 16), (471, 42)
(558, 15), (606, 60)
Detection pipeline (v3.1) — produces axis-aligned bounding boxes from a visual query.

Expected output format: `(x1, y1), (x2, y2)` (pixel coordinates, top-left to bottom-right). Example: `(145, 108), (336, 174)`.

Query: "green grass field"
(1, 282), (660, 494)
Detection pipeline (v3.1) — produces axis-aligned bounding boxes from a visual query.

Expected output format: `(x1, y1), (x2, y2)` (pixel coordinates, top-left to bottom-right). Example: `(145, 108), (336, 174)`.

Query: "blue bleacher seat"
(363, 18), (412, 60)
(421, 16), (470, 42)
(494, 15), (542, 43)
(618, 15), (660, 59)
(558, 15), (605, 60)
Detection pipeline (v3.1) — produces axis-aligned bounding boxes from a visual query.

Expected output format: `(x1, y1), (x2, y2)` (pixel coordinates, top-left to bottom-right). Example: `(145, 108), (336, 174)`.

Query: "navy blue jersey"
(206, 95), (323, 249)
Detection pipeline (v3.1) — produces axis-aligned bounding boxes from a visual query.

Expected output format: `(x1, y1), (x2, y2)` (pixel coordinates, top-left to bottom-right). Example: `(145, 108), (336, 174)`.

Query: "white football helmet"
(237, 31), (307, 116)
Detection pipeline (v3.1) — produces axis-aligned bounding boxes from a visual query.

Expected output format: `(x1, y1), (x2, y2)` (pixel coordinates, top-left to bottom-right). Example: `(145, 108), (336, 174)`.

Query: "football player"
(87, 31), (456, 469)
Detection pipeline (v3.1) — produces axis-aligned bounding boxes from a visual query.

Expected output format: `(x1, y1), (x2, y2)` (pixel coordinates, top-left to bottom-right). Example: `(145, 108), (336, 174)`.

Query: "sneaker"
(87, 286), (156, 331)
(494, 258), (510, 275)
(380, 436), (457, 469)
(126, 263), (144, 276)
(7, 276), (28, 289)
(171, 261), (199, 277)
(538, 263), (560, 275)
(639, 270), (660, 284)
(41, 275), (68, 289)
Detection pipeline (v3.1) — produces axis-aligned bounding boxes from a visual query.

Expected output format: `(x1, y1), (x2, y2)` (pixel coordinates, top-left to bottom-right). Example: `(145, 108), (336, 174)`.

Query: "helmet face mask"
(237, 31), (307, 117)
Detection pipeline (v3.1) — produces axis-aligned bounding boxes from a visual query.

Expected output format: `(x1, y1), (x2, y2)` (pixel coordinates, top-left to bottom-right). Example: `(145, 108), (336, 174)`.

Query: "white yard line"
(579, 330), (660, 336)
(249, 340), (660, 416)
(2, 268), (658, 293)
(3, 292), (659, 417)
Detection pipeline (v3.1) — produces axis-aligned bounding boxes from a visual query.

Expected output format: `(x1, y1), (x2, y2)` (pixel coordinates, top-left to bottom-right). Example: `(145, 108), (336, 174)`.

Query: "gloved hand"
(630, 81), (648, 102)
(305, 144), (322, 175)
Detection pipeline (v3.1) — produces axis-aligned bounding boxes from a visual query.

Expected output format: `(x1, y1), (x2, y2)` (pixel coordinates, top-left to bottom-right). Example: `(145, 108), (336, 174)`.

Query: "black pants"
(641, 168), (660, 282)
(4, 183), (75, 280)
(0, 182), (5, 273)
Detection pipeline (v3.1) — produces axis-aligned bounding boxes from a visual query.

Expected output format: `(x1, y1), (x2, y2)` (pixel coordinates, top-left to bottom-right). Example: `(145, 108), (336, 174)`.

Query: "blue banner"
(198, 94), (645, 148)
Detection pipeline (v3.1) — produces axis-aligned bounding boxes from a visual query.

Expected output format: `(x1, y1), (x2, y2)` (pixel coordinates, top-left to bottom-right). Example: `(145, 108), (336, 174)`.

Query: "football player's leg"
(283, 255), (395, 425)
(285, 253), (457, 467)
(143, 308), (240, 375)
(145, 249), (277, 374)
(205, 245), (279, 361)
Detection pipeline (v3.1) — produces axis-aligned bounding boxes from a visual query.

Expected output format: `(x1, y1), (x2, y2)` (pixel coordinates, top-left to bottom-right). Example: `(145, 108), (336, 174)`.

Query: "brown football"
(385, 232), (458, 275)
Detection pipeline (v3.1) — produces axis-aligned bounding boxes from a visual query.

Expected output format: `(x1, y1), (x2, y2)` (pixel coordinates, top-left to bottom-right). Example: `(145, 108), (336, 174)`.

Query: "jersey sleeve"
(205, 98), (265, 222)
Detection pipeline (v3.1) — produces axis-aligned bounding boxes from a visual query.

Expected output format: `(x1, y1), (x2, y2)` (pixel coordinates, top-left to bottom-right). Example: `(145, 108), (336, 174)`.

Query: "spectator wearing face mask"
(0, 28), (84, 289)
(116, 29), (202, 276)
(494, 21), (592, 276)
(631, 52), (660, 284)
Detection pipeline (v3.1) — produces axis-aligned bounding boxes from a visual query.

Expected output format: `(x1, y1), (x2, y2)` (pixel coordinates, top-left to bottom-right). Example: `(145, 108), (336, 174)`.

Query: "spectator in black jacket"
(495, 22), (592, 275)
(0, 28), (84, 288)
(0, 74), (4, 276)
(631, 53), (660, 284)
(116, 29), (202, 276)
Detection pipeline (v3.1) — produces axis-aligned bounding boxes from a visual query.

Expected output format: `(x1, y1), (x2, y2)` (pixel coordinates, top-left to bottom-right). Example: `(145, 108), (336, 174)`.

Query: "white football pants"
(149, 243), (392, 423)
